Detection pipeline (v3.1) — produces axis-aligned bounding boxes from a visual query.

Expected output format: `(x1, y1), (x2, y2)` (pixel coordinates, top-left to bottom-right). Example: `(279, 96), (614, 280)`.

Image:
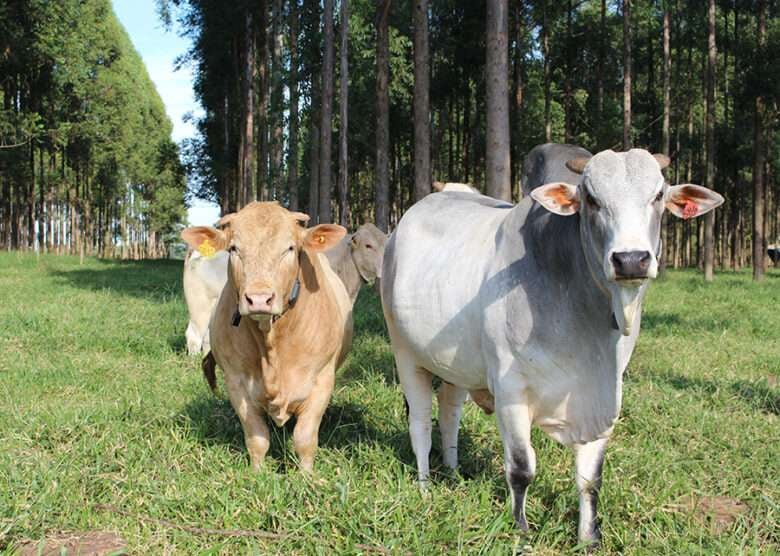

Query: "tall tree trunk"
(752, 0), (767, 281)
(319, 0), (335, 223)
(239, 8), (256, 208)
(659, 1), (671, 275)
(271, 0), (284, 197)
(486, 0), (511, 201)
(597, 0), (605, 136)
(512, 0), (525, 199)
(703, 0), (716, 281)
(375, 0), (391, 231)
(338, 0), (350, 225)
(563, 0), (573, 143)
(542, 1), (552, 143)
(288, 0), (300, 211)
(622, 0), (632, 150)
(256, 1), (269, 201)
(308, 119), (321, 220)
(413, 0), (431, 202)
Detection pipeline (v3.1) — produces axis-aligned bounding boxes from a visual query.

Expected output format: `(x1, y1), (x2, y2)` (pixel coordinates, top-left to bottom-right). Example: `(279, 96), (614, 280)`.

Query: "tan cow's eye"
(365, 244), (373, 250)
(228, 245), (239, 254)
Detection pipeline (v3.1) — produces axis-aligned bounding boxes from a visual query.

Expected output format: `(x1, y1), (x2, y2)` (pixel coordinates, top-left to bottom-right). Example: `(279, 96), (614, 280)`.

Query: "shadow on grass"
(177, 385), (496, 480)
(49, 258), (184, 302)
(641, 311), (735, 335)
(648, 371), (779, 415)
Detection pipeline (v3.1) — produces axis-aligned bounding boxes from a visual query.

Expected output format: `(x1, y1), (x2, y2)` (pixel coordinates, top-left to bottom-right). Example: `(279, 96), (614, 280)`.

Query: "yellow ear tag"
(198, 239), (216, 258)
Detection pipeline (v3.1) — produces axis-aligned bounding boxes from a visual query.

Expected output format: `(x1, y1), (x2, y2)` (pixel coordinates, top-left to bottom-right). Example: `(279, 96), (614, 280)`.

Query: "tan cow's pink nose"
(245, 292), (275, 313)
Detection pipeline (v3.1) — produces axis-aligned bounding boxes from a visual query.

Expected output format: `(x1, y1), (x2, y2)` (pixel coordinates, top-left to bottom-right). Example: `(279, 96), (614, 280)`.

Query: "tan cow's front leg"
(293, 363), (336, 471)
(224, 375), (271, 471)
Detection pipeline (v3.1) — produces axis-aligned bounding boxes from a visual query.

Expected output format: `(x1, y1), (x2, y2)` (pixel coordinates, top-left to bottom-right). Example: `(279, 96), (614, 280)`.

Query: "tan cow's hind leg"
(293, 363), (336, 472)
(224, 377), (271, 471)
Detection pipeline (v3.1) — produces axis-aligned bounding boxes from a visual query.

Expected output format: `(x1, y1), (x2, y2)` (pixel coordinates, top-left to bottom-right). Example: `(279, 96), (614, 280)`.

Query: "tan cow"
(324, 223), (387, 304)
(181, 202), (353, 471)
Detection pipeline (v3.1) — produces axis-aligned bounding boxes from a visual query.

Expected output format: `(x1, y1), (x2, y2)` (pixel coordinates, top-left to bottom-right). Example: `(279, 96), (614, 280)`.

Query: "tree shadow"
(49, 259), (184, 303)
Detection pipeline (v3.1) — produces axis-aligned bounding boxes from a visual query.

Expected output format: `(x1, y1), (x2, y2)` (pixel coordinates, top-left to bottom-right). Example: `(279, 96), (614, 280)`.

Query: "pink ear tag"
(682, 200), (698, 219)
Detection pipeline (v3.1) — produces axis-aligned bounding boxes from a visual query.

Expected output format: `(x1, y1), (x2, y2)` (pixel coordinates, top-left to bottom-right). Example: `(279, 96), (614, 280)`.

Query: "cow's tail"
(202, 351), (217, 393)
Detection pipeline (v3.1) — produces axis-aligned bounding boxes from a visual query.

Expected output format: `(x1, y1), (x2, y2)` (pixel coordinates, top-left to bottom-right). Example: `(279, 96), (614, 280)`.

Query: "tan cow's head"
(181, 202), (346, 320)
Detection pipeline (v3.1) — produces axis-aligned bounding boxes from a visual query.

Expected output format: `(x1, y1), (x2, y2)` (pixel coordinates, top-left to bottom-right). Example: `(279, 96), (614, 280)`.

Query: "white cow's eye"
(654, 190), (664, 203)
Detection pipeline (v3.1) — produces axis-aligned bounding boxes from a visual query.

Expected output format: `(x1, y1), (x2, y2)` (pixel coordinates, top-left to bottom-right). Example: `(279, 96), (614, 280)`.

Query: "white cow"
(381, 146), (723, 545)
(183, 248), (229, 355)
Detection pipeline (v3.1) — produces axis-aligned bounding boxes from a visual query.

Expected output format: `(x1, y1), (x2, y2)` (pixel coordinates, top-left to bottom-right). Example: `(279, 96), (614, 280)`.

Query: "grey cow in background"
(325, 223), (387, 305)
(381, 144), (723, 546)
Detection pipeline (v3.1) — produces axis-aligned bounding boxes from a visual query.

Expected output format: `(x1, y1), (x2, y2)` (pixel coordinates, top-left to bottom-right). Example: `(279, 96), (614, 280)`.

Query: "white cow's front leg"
(395, 351), (433, 483)
(495, 396), (535, 530)
(573, 437), (608, 545)
(437, 382), (468, 470)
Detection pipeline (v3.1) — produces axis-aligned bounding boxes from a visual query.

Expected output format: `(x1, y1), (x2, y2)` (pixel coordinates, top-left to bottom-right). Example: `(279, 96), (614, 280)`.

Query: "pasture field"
(0, 252), (778, 555)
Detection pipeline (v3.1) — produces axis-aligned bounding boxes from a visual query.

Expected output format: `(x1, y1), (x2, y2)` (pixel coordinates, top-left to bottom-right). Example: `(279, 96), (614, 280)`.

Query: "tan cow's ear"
(304, 224), (347, 252)
(530, 183), (580, 216)
(181, 226), (229, 257)
(665, 184), (724, 219)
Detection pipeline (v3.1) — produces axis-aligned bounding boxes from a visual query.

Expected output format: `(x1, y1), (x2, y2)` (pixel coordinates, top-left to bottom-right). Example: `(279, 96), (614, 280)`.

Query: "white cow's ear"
(666, 184), (724, 219)
(181, 226), (229, 256)
(530, 183), (580, 216)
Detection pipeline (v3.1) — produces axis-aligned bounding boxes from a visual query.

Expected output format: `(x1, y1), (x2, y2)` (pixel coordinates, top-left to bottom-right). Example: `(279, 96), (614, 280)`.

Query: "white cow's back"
(382, 191), (512, 389)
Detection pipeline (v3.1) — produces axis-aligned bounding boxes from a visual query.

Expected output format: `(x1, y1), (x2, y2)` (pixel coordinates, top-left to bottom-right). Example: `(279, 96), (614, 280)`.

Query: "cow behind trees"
(381, 145), (723, 545)
(181, 202), (352, 471)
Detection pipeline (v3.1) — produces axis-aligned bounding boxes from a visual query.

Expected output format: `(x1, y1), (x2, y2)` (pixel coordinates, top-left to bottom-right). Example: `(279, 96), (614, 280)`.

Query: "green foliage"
(1, 253), (778, 553)
(0, 0), (185, 254)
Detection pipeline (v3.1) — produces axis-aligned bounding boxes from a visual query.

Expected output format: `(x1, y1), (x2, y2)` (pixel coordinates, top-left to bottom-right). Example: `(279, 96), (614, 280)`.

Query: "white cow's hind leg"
(185, 321), (202, 355)
(394, 348), (433, 484)
(495, 397), (535, 531)
(437, 382), (468, 470)
(573, 437), (608, 546)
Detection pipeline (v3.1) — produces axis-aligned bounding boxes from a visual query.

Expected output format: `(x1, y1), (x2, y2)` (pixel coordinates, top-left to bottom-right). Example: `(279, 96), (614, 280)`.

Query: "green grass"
(0, 252), (778, 554)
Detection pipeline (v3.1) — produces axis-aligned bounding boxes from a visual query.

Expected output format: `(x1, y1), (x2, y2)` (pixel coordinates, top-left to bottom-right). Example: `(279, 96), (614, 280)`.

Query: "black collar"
(232, 276), (301, 327)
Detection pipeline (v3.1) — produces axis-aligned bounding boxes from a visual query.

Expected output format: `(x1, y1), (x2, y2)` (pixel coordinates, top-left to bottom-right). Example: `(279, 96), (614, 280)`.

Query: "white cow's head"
(531, 149), (723, 335)
(349, 223), (387, 283)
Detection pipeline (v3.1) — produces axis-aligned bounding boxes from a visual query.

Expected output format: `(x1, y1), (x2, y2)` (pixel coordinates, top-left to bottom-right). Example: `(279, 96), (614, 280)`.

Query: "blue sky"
(112, 0), (220, 226)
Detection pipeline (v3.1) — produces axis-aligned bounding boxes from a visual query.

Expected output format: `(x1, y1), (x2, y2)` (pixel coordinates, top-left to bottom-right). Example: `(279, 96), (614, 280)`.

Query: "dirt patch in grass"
(14, 531), (126, 556)
(674, 495), (749, 535)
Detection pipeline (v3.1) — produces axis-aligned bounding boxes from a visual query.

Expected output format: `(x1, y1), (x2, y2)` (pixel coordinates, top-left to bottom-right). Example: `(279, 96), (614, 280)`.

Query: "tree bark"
(542, 1), (552, 143)
(375, 0), (391, 231)
(338, 0), (350, 225)
(752, 0), (767, 281)
(703, 0), (716, 281)
(659, 1), (671, 275)
(239, 9), (256, 208)
(486, 0), (511, 201)
(271, 0), (284, 198)
(319, 0), (335, 223)
(622, 0), (632, 150)
(288, 0), (300, 211)
(256, 1), (269, 202)
(597, 0), (605, 133)
(413, 0), (431, 202)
